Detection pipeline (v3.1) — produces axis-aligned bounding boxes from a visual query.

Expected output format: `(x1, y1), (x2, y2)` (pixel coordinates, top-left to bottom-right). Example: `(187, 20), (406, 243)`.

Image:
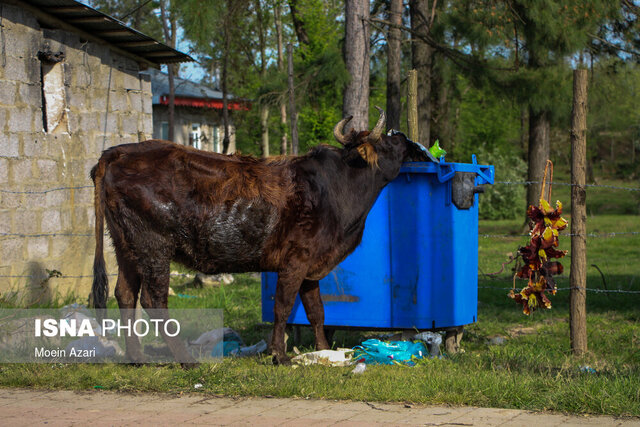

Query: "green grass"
(0, 213), (638, 416)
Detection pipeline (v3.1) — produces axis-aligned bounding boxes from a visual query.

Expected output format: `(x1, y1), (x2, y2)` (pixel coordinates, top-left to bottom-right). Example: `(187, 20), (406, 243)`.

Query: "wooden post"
(570, 68), (588, 355)
(287, 43), (299, 155)
(407, 69), (419, 143)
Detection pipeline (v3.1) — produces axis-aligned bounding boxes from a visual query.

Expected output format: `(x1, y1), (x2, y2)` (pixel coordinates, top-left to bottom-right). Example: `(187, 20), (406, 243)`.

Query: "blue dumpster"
(262, 156), (494, 330)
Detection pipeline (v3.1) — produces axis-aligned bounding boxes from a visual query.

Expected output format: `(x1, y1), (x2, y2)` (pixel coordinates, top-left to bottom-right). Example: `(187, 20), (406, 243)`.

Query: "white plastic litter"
(351, 362), (366, 374)
(190, 327), (239, 347)
(60, 303), (102, 335)
(292, 349), (353, 367)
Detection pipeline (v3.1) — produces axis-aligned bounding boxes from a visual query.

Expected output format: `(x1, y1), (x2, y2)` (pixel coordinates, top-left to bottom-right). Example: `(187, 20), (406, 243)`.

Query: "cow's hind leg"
(271, 270), (306, 365)
(113, 263), (146, 363)
(139, 261), (198, 369)
(299, 279), (329, 351)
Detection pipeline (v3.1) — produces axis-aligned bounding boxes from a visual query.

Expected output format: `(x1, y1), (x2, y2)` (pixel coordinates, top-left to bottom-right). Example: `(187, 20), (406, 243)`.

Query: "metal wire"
(480, 231), (640, 239)
(0, 186), (93, 194)
(478, 285), (640, 294)
(494, 180), (640, 192)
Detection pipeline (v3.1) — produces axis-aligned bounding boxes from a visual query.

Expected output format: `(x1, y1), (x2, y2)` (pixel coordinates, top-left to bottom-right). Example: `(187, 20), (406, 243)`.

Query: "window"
(161, 122), (169, 140)
(189, 123), (201, 149)
(212, 126), (219, 153)
(38, 51), (68, 133)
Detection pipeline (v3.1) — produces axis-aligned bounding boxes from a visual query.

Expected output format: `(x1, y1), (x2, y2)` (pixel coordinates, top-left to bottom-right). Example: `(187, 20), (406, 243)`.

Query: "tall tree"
(409, 0), (436, 144)
(386, 0), (403, 130)
(159, 0), (178, 142)
(275, 1), (288, 155)
(343, 0), (370, 131)
(255, 0), (270, 157)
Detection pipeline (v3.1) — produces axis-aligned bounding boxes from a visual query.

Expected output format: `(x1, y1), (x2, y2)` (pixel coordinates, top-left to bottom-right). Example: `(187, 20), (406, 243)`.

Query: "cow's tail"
(90, 159), (108, 311)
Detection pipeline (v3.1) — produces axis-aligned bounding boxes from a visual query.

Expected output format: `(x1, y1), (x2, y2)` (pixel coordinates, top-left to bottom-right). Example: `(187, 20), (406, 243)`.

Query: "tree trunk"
(431, 54), (450, 146)
(570, 69), (588, 356)
(221, 24), (231, 154)
(160, 1), (177, 142)
(526, 108), (551, 211)
(407, 70), (419, 143)
(287, 43), (299, 155)
(343, 0), (370, 132)
(260, 107), (270, 157)
(520, 106), (528, 154)
(275, 2), (288, 155)
(410, 0), (433, 144)
(256, 0), (269, 158)
(386, 0), (402, 130)
(288, 0), (310, 46)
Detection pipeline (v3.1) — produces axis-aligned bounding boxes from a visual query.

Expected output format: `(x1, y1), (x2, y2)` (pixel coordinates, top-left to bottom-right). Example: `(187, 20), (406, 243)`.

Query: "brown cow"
(91, 108), (429, 366)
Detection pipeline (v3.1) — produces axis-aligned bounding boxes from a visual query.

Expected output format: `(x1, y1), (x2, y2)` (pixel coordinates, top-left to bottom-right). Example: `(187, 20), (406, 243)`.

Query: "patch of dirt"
(506, 325), (540, 338)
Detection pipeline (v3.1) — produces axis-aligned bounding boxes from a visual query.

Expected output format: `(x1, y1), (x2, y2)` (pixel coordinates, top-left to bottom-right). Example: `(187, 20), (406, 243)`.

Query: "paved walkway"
(0, 388), (638, 426)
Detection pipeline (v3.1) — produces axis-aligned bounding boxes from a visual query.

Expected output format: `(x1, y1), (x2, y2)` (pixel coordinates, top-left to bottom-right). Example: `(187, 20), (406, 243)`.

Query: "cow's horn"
(367, 106), (386, 143)
(333, 115), (352, 146)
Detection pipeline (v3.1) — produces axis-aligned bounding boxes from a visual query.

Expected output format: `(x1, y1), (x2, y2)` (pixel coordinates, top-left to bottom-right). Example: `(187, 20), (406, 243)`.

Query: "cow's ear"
(357, 142), (378, 168)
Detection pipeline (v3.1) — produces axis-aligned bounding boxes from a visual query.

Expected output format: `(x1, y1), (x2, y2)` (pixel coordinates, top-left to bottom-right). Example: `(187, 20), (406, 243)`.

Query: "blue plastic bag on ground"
(352, 339), (427, 366)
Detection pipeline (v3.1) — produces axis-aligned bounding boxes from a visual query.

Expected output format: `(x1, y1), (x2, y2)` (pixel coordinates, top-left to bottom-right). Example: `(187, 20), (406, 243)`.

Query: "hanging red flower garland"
(509, 160), (569, 315)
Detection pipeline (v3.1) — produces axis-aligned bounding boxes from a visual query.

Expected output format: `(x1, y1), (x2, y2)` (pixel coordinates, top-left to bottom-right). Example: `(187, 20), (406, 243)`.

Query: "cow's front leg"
(299, 279), (330, 351)
(271, 270), (306, 365)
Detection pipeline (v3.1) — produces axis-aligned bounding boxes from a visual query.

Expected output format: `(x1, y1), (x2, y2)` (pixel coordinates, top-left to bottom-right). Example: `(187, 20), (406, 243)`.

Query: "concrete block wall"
(0, 4), (153, 301)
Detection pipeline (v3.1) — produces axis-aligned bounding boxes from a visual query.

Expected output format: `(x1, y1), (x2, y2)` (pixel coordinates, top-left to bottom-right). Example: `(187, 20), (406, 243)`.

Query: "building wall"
(152, 104), (236, 154)
(0, 4), (153, 301)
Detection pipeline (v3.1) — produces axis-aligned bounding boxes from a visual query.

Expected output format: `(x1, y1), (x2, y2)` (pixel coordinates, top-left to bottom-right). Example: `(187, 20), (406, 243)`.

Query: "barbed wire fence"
(1, 180), (639, 294)
(477, 178), (640, 297)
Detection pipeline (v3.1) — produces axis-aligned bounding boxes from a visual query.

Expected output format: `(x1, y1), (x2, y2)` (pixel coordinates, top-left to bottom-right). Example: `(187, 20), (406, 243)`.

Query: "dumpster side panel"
(428, 182), (479, 329)
(388, 172), (438, 329)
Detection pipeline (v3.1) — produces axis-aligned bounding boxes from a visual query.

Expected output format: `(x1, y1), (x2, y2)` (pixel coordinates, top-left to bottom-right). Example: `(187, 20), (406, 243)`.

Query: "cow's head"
(334, 107), (433, 181)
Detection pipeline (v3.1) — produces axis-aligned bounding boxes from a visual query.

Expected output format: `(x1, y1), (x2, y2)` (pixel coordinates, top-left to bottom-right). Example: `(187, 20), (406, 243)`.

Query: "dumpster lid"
(400, 154), (494, 185)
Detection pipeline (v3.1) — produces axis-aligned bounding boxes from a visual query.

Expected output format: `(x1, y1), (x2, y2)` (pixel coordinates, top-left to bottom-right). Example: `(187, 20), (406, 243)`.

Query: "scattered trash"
(353, 339), (426, 366)
(351, 362), (366, 374)
(194, 383), (203, 389)
(292, 349), (353, 367)
(580, 365), (597, 374)
(60, 303), (101, 335)
(413, 332), (443, 357)
(429, 139), (447, 159)
(93, 386), (103, 389)
(189, 328), (266, 358)
(237, 340), (267, 357)
(176, 293), (198, 299)
(64, 336), (123, 359)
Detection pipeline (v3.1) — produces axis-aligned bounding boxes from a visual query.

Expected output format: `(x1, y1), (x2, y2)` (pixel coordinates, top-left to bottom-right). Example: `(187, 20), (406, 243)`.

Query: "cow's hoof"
(272, 354), (291, 366)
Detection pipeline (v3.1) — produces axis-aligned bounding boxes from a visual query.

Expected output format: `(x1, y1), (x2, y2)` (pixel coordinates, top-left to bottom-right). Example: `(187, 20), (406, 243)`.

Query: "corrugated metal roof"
(145, 68), (226, 104)
(144, 68), (250, 110)
(20, 0), (192, 64)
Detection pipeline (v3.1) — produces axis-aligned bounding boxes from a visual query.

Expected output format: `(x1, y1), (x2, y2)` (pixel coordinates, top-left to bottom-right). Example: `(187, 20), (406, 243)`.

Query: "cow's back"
(98, 140), (294, 274)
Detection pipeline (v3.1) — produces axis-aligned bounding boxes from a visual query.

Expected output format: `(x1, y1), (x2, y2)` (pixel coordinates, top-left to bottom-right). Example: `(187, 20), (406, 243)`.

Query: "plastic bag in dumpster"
(353, 339), (426, 366)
